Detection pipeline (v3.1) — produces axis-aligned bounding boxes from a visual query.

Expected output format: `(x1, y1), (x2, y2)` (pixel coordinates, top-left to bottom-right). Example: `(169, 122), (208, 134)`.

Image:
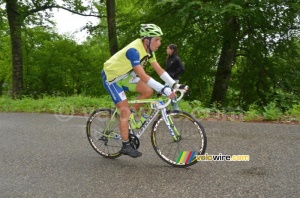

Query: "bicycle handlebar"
(158, 88), (186, 109)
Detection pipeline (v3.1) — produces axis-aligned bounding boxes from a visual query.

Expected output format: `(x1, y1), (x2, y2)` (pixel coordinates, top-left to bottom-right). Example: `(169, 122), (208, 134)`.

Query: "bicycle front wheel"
(151, 110), (207, 168)
(86, 108), (122, 159)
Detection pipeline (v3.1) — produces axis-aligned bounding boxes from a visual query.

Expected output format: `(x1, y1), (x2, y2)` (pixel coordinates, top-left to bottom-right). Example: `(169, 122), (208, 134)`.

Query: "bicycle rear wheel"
(86, 108), (122, 159)
(151, 110), (207, 168)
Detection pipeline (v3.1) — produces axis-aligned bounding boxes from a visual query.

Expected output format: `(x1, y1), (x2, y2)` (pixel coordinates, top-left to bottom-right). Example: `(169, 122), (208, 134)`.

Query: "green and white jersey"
(103, 39), (156, 82)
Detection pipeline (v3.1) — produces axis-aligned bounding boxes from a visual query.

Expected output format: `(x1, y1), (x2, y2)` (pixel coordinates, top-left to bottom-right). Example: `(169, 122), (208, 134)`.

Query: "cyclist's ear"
(143, 38), (150, 45)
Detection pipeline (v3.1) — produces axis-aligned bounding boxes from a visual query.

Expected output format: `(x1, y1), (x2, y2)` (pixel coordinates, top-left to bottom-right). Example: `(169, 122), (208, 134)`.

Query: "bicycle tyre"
(86, 108), (122, 159)
(151, 110), (207, 168)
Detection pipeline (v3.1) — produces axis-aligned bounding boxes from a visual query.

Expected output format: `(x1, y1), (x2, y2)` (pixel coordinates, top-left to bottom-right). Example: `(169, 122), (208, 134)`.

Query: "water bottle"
(129, 113), (139, 129)
(130, 113), (148, 129)
(140, 113), (148, 127)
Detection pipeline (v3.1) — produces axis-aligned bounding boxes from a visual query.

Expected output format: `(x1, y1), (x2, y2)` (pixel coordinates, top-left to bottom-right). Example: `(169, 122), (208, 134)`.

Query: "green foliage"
(190, 100), (211, 119)
(1, 96), (299, 124)
(262, 102), (283, 121)
(287, 103), (300, 122)
(1, 0), (299, 114)
(19, 26), (108, 97)
(0, 17), (11, 95)
(0, 95), (115, 115)
(243, 104), (261, 122)
(288, 103), (300, 116)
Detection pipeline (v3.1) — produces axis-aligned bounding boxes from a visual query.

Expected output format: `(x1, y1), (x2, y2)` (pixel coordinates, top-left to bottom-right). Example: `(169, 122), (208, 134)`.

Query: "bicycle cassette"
(129, 134), (140, 150)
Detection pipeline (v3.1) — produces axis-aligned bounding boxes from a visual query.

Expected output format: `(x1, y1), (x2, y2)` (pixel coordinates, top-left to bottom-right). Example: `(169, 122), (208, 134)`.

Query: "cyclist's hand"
(161, 86), (176, 99)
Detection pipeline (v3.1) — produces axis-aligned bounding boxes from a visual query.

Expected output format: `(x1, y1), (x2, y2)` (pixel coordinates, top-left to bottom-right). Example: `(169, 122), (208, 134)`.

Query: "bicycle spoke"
(86, 109), (122, 159)
(151, 111), (207, 168)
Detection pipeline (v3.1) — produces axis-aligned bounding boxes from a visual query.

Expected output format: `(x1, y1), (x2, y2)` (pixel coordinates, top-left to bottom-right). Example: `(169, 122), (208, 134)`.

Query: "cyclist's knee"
(140, 86), (153, 97)
(116, 101), (130, 119)
(137, 81), (153, 97)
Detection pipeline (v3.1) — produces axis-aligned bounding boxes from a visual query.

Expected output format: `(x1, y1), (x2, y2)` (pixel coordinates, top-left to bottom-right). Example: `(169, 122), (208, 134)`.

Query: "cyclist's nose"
(158, 40), (161, 47)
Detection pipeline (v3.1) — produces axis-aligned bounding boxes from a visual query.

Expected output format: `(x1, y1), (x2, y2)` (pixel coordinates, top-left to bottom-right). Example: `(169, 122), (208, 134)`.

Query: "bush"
(0, 95), (299, 124)
(262, 102), (283, 121)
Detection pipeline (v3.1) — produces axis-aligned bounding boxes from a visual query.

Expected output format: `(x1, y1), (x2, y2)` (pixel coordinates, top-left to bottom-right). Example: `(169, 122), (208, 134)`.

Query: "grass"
(0, 95), (299, 124)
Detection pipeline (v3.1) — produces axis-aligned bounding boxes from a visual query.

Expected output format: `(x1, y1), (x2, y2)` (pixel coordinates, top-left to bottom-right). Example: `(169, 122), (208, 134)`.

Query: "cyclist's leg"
(136, 79), (153, 99)
(115, 100), (130, 141)
(102, 72), (142, 158)
(120, 74), (153, 111)
(116, 100), (142, 157)
(102, 73), (130, 137)
(132, 80), (153, 110)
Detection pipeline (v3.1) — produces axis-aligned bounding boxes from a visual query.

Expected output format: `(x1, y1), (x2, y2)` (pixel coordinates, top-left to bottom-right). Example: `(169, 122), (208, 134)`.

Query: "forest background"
(0, 0), (299, 123)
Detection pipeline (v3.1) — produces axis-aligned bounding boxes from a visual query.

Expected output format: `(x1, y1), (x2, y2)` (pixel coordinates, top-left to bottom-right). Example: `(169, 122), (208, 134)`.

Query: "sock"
(122, 139), (130, 147)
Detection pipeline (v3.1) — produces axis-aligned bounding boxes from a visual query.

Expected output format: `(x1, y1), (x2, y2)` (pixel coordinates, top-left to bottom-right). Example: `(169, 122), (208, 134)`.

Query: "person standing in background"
(166, 44), (185, 110)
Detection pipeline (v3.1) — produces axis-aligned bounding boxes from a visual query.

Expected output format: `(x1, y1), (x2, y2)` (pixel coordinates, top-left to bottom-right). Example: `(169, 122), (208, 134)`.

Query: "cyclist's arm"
(150, 61), (165, 76)
(126, 48), (151, 83)
(150, 61), (177, 88)
(133, 65), (151, 83)
(126, 49), (176, 93)
(147, 53), (175, 86)
(134, 65), (175, 98)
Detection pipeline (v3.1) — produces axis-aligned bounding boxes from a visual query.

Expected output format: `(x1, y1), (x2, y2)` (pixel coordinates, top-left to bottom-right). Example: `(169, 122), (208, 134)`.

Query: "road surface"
(0, 113), (299, 197)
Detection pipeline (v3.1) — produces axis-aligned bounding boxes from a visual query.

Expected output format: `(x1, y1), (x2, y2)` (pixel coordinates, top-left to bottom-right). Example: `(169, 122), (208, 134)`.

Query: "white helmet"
(140, 24), (163, 37)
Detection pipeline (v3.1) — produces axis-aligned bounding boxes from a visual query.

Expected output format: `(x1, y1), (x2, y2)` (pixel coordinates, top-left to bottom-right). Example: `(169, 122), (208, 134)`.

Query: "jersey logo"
(140, 55), (150, 66)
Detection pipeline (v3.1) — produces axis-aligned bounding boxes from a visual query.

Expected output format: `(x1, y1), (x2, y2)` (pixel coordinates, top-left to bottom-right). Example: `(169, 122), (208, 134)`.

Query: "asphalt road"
(0, 112), (299, 198)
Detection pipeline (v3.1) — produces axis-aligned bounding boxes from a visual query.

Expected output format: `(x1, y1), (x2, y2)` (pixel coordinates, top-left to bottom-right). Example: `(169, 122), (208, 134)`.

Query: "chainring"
(129, 134), (140, 150)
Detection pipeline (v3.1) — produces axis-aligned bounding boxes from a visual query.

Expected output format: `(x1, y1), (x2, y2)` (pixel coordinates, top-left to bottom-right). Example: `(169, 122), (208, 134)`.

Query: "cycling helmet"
(140, 24), (163, 38)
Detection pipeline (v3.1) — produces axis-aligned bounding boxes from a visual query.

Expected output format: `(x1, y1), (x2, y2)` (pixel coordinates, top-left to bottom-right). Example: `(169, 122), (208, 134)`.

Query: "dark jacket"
(166, 54), (185, 80)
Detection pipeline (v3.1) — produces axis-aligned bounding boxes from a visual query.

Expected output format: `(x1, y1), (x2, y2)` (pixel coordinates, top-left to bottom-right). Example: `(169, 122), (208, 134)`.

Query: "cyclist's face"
(150, 37), (161, 52)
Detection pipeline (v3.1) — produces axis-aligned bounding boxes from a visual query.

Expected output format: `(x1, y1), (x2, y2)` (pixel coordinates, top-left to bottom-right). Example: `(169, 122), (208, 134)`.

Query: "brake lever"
(185, 89), (190, 98)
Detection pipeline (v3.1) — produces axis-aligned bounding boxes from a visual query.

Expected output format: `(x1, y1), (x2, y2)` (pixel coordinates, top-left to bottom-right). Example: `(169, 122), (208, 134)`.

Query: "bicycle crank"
(129, 134), (140, 150)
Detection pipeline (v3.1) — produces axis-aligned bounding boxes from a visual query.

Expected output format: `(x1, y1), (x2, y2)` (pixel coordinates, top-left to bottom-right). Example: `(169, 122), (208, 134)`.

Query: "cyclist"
(101, 24), (188, 158)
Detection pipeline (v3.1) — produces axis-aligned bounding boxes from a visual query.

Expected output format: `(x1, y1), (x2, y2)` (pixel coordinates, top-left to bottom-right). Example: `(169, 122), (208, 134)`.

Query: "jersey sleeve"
(126, 48), (140, 67)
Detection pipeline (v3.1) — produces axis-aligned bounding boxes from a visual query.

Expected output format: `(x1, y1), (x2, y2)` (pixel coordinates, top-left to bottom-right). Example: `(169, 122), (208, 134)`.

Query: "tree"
(5, 0), (23, 98)
(210, 12), (240, 107)
(21, 26), (108, 96)
(3, 0), (101, 98)
(106, 0), (118, 55)
(142, 0), (300, 108)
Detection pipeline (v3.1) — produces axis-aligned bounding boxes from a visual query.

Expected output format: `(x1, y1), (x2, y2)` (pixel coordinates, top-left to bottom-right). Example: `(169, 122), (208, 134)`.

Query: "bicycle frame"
(128, 99), (164, 139)
(108, 98), (166, 139)
(108, 89), (185, 142)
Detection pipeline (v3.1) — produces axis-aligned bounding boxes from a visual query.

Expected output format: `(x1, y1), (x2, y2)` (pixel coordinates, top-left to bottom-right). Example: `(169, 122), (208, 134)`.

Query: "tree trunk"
(0, 79), (4, 95)
(210, 15), (240, 107)
(6, 0), (23, 98)
(106, 0), (118, 56)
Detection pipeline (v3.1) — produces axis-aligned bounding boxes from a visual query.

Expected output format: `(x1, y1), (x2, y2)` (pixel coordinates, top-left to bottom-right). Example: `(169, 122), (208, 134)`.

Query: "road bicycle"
(86, 89), (207, 168)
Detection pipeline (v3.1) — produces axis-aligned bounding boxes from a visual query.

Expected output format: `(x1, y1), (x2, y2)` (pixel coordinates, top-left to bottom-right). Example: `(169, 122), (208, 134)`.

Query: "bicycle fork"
(161, 109), (181, 141)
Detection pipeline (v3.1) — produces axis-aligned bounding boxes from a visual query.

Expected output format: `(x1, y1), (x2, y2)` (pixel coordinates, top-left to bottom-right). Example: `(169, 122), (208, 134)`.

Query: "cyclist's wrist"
(147, 78), (164, 92)
(161, 86), (172, 96)
(160, 72), (175, 87)
(172, 83), (178, 89)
